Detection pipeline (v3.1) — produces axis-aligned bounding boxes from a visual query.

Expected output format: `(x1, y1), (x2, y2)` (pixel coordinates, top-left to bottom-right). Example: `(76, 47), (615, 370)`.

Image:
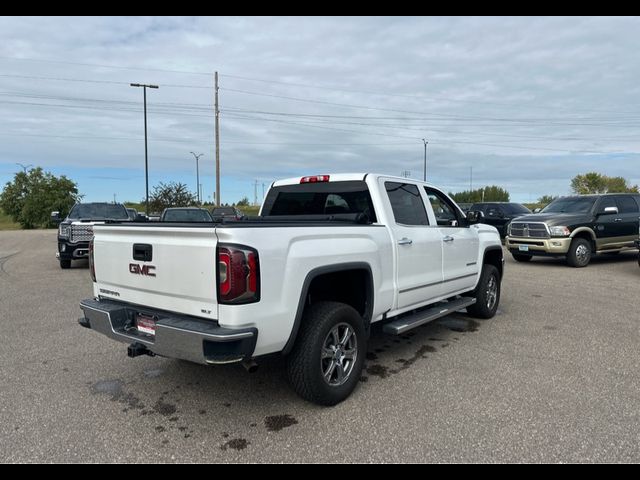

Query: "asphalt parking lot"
(0, 229), (638, 463)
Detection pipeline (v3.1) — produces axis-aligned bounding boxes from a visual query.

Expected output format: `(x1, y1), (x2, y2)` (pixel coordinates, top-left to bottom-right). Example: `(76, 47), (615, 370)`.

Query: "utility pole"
(190, 152), (204, 204)
(214, 72), (221, 206)
(253, 180), (259, 206)
(470, 166), (473, 192)
(422, 138), (428, 182)
(130, 83), (158, 215)
(262, 183), (265, 202)
(401, 170), (411, 178)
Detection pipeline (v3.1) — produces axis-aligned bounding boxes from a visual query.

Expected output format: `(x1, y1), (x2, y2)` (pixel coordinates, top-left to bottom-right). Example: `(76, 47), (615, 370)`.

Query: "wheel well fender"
(282, 263), (374, 356)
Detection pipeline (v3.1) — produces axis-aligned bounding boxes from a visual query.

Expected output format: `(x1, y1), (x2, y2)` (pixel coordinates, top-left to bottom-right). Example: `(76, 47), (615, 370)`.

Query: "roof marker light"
(300, 175), (330, 184)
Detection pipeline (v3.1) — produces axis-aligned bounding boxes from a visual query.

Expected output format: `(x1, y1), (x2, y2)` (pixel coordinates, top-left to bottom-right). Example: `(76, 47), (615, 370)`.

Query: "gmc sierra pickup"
(79, 174), (504, 405)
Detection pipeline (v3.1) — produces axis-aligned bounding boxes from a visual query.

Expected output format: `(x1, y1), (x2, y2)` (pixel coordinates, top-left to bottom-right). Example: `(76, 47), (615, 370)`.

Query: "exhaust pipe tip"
(242, 359), (259, 373)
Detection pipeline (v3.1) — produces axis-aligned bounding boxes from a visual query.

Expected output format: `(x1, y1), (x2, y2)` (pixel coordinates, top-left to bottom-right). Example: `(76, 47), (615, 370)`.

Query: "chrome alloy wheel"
(321, 323), (358, 387)
(485, 274), (498, 311)
(575, 244), (590, 264)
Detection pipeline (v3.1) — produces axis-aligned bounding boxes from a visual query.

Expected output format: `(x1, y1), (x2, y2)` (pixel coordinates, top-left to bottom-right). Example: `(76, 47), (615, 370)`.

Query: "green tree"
(0, 167), (79, 229)
(236, 196), (250, 207)
(570, 172), (638, 194)
(537, 195), (558, 206)
(449, 185), (510, 203)
(147, 181), (197, 213)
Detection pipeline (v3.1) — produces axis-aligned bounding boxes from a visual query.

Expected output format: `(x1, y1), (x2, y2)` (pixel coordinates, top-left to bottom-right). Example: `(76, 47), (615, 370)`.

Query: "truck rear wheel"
(466, 264), (501, 319)
(286, 301), (367, 406)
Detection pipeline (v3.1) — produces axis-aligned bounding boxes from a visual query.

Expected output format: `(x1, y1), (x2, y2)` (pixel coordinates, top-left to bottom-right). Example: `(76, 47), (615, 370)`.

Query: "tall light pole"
(130, 83), (158, 214)
(190, 152), (204, 204)
(422, 138), (428, 182)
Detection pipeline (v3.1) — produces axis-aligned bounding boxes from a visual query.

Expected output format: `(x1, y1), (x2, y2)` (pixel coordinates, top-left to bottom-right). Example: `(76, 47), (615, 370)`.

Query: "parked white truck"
(79, 174), (504, 405)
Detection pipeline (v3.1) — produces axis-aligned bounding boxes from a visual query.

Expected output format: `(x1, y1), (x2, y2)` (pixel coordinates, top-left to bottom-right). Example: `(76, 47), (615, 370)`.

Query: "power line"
(0, 55), (213, 76)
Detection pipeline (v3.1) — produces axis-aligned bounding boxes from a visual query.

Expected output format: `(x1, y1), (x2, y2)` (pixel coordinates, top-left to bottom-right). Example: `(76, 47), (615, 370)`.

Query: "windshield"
(505, 204), (532, 214)
(541, 197), (596, 213)
(68, 203), (129, 220)
(162, 209), (212, 222)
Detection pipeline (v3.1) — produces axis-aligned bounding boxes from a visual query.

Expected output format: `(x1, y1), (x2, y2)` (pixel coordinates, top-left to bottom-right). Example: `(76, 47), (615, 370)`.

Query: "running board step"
(383, 297), (477, 335)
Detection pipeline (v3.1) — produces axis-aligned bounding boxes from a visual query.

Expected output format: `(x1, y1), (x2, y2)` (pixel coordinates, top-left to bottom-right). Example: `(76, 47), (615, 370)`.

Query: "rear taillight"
(217, 244), (260, 304)
(89, 239), (96, 282)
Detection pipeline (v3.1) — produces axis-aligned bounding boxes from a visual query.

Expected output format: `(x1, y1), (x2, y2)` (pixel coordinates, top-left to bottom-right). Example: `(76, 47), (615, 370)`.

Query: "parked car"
(160, 207), (213, 222)
(469, 202), (532, 237)
(211, 206), (244, 221)
(51, 202), (130, 269)
(79, 173), (503, 405)
(126, 208), (138, 220)
(506, 193), (640, 267)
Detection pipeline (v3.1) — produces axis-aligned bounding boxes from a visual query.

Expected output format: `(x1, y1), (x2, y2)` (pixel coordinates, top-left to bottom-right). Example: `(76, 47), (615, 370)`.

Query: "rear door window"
(384, 182), (429, 226)
(615, 196), (639, 214)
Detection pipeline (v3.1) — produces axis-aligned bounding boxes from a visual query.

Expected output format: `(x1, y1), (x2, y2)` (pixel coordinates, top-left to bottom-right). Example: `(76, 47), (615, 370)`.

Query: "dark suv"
(469, 202), (532, 237)
(506, 194), (640, 267)
(52, 203), (130, 269)
(211, 206), (244, 221)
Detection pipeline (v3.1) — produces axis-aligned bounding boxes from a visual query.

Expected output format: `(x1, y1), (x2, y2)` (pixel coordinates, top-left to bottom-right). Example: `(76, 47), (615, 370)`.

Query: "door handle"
(398, 238), (413, 245)
(443, 235), (455, 243)
(614, 218), (623, 222)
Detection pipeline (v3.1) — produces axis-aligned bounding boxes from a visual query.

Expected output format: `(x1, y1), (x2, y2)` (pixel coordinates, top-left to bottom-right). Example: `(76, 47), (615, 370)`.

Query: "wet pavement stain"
(389, 345), (435, 374)
(221, 438), (249, 451)
(543, 325), (558, 331)
(91, 379), (124, 400)
(366, 352), (378, 361)
(153, 399), (177, 417)
(366, 364), (390, 379)
(359, 376), (369, 383)
(265, 414), (298, 432)
(437, 317), (480, 333)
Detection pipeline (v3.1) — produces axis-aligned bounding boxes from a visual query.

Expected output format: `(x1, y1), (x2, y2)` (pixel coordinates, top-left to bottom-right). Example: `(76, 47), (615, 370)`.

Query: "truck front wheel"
(466, 264), (501, 319)
(286, 301), (367, 406)
(59, 258), (71, 269)
(566, 238), (592, 268)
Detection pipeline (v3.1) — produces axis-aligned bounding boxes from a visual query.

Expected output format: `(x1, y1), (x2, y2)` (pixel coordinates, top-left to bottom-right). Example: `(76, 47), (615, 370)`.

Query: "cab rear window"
(262, 181), (377, 222)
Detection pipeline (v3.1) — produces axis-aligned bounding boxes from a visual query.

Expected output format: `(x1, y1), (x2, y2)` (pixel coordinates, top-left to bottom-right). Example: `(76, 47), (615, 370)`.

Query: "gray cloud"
(0, 16), (639, 202)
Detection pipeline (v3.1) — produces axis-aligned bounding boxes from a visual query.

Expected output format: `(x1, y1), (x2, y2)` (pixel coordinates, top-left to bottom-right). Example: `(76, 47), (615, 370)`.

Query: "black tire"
(286, 301), (367, 406)
(59, 258), (71, 269)
(566, 238), (592, 268)
(511, 253), (532, 262)
(466, 265), (501, 319)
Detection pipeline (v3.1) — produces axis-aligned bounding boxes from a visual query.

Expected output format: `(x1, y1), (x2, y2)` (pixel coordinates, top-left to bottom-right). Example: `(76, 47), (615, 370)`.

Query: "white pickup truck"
(79, 174), (504, 405)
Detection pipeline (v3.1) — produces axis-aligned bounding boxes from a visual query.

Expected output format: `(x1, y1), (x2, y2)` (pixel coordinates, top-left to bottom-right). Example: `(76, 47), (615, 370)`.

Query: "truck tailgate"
(92, 225), (219, 320)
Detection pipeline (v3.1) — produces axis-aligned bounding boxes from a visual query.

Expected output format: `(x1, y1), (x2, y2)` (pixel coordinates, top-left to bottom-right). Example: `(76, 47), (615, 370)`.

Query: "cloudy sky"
(1, 16), (639, 205)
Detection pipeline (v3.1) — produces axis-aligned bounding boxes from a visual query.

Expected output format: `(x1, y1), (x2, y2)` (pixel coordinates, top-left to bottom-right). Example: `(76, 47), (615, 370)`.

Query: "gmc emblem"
(129, 263), (156, 277)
